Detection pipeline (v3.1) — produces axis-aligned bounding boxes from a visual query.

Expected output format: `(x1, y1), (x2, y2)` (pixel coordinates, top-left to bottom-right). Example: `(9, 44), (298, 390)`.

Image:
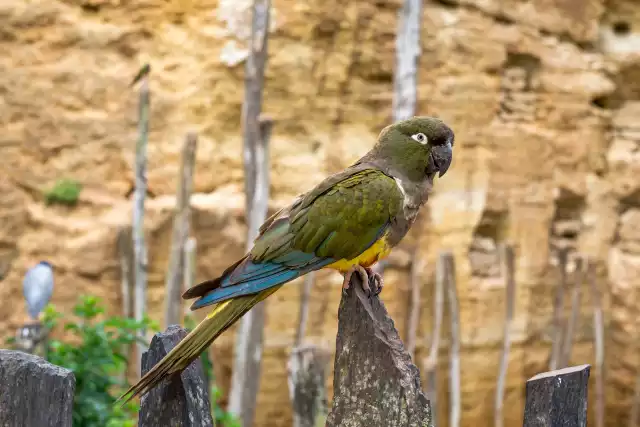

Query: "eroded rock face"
(1, 0), (639, 426)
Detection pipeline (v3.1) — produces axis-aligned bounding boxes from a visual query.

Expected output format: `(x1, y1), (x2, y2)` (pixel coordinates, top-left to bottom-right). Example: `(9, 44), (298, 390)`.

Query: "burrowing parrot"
(120, 116), (454, 402)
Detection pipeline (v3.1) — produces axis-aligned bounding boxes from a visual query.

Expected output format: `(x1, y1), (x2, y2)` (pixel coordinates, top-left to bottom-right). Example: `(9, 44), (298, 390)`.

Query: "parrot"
(119, 115), (455, 403)
(23, 261), (54, 320)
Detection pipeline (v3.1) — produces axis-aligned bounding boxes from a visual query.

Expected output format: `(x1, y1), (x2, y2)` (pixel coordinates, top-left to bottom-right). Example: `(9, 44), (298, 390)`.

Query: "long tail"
(117, 285), (281, 404)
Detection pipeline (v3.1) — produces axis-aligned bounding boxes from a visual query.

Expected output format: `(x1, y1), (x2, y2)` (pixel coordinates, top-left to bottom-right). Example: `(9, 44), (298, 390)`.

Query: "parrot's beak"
(432, 140), (453, 177)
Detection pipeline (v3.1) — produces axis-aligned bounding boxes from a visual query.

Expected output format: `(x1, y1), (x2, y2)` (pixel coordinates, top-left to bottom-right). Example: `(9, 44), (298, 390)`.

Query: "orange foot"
(341, 265), (384, 297)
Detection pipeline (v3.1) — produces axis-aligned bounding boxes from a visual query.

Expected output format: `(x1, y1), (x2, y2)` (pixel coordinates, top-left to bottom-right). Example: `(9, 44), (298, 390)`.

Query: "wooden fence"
(0, 276), (592, 427)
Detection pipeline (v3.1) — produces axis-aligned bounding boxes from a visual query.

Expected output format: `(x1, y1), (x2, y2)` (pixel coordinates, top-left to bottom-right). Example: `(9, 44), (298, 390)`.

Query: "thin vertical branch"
(117, 226), (133, 319)
(446, 252), (461, 427)
(183, 237), (197, 319)
(629, 370), (640, 427)
(392, 0), (422, 122)
(116, 226), (133, 382)
(132, 71), (150, 377)
(549, 248), (569, 371)
(560, 257), (584, 368)
(495, 244), (516, 427)
(228, 6), (273, 415)
(164, 133), (198, 327)
(424, 251), (446, 426)
(588, 259), (605, 427)
(406, 251), (421, 358)
(294, 272), (315, 348)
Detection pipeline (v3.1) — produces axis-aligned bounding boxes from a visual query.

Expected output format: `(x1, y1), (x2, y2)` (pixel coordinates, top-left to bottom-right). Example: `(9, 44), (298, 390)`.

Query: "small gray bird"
(23, 261), (54, 320)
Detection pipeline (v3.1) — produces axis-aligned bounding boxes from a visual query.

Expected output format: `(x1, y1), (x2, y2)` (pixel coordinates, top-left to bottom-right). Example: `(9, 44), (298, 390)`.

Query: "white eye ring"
(411, 133), (428, 144)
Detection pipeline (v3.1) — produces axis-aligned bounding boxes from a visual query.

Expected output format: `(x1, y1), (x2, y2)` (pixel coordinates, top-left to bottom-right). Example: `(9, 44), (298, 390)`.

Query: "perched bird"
(23, 261), (54, 321)
(120, 116), (455, 402)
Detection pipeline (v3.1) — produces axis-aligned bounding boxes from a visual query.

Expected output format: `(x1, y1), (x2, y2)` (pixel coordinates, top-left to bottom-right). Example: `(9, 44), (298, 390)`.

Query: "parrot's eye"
(411, 133), (428, 145)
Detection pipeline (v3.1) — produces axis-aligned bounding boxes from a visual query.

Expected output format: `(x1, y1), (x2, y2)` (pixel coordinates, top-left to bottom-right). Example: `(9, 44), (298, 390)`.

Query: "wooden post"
(446, 253), (461, 427)
(523, 364), (590, 427)
(132, 67), (151, 376)
(288, 345), (330, 427)
(138, 325), (214, 427)
(164, 132), (198, 327)
(326, 274), (433, 427)
(0, 349), (75, 427)
(549, 248), (569, 371)
(495, 244), (516, 427)
(423, 252), (446, 426)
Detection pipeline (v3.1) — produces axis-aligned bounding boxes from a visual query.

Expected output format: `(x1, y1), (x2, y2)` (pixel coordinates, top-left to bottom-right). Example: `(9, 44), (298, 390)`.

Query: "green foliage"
(42, 296), (159, 427)
(44, 178), (82, 206)
(184, 315), (241, 427)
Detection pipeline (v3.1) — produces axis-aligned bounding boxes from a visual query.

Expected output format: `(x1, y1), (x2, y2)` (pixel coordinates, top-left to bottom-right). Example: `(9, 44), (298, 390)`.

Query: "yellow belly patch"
(326, 235), (392, 273)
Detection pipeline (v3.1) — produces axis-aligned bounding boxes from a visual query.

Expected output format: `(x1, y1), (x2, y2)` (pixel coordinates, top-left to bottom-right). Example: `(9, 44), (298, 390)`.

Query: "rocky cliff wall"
(1, 0), (640, 426)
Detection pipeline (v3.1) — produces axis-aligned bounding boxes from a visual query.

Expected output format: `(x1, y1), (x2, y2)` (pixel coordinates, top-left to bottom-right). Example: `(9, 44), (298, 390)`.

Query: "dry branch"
(588, 260), (605, 427)
(164, 132), (198, 327)
(228, 2), (273, 417)
(325, 274), (433, 427)
(392, 0), (422, 122)
(495, 244), (516, 427)
(549, 248), (569, 371)
(183, 237), (197, 318)
(132, 72), (150, 376)
(288, 345), (330, 427)
(446, 252), (461, 427)
(294, 271), (315, 348)
(406, 250), (422, 358)
(424, 252), (446, 426)
(117, 226), (133, 319)
(560, 257), (584, 368)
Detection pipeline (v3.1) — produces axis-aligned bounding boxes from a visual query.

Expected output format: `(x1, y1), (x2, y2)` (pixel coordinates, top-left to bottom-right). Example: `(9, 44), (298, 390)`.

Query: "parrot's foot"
(341, 265), (384, 297)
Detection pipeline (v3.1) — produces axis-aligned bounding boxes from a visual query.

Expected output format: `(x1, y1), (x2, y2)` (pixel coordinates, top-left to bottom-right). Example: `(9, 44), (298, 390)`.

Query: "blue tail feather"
(191, 255), (335, 310)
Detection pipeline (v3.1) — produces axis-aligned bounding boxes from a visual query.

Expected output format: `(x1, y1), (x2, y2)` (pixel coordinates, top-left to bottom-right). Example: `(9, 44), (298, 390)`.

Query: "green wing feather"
(252, 168), (404, 263)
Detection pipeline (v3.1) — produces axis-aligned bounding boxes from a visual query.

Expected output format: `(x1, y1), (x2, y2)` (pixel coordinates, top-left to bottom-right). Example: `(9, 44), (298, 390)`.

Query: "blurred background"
(1, 0), (639, 426)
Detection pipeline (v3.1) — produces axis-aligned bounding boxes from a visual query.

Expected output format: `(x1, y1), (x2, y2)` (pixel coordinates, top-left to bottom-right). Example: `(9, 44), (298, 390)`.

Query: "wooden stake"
(424, 252), (446, 426)
(228, 4), (273, 417)
(549, 248), (569, 371)
(132, 71), (150, 377)
(164, 133), (198, 327)
(495, 244), (516, 427)
(406, 251), (421, 358)
(560, 257), (584, 368)
(446, 253), (461, 427)
(588, 259), (605, 427)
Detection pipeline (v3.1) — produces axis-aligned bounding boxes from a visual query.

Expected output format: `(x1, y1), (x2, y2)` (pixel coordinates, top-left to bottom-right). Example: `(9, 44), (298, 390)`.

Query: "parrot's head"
(372, 116), (454, 182)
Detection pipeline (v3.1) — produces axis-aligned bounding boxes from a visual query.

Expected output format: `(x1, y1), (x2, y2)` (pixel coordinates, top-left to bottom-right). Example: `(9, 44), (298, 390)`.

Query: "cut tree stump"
(0, 349), (75, 427)
(325, 274), (433, 427)
(138, 325), (214, 427)
(523, 364), (590, 427)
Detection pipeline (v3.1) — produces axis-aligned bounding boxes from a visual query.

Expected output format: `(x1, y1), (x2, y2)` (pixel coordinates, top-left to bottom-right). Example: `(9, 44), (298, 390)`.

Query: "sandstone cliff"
(1, 0), (639, 426)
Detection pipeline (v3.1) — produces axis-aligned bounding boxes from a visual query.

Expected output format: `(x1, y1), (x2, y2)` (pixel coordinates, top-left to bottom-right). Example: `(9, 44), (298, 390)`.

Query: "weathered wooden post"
(326, 274), (433, 427)
(523, 364), (590, 427)
(138, 325), (214, 427)
(0, 349), (75, 427)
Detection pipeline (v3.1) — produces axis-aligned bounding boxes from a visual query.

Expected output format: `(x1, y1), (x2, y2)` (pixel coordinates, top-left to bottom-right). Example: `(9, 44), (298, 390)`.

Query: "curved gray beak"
(433, 141), (453, 177)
